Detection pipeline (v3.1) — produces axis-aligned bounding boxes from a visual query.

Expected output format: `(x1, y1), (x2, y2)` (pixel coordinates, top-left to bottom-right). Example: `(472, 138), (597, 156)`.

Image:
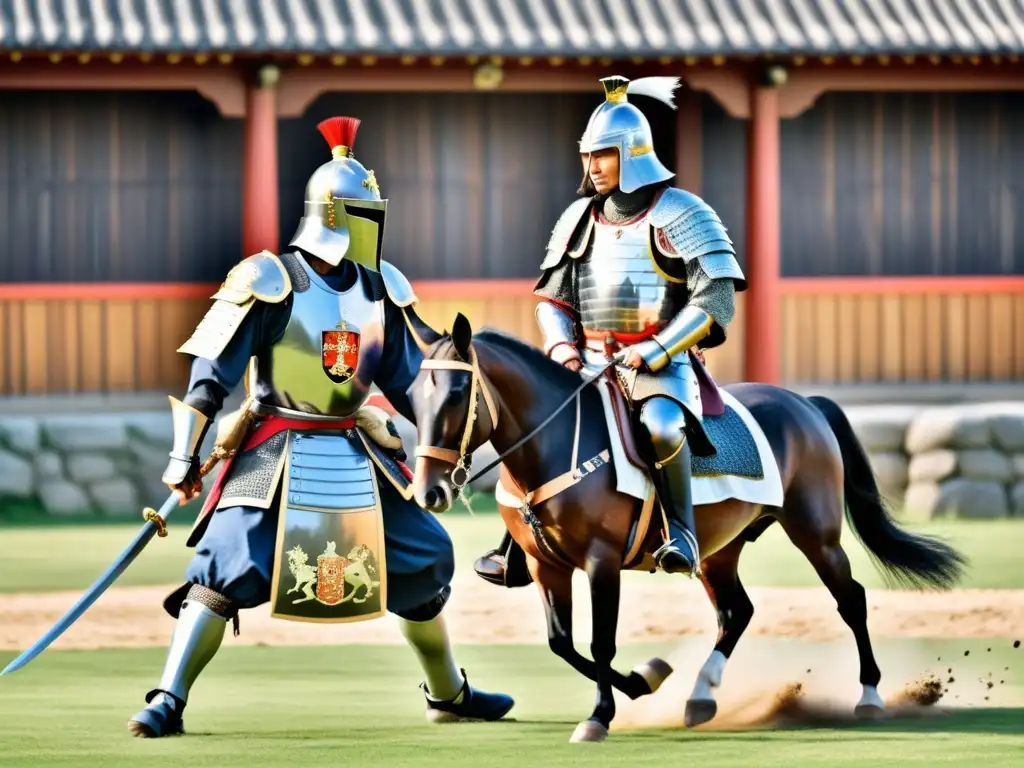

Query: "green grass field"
(1, 641), (1022, 767)
(1, 504), (1022, 765)
(1, 503), (1022, 593)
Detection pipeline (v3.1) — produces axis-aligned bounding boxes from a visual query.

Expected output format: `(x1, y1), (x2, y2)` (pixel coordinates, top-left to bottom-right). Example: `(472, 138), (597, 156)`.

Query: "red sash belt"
(583, 327), (662, 347)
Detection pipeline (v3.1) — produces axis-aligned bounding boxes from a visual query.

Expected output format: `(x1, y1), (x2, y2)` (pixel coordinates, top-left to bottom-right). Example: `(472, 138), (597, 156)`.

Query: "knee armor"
(636, 396), (688, 469)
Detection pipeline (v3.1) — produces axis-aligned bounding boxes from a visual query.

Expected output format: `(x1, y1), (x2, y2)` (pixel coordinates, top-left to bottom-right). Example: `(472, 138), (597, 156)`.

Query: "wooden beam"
(779, 68), (1024, 118)
(683, 69), (750, 119)
(781, 276), (1024, 295)
(276, 66), (604, 117)
(6, 276), (1022, 303)
(0, 279), (540, 301)
(744, 85), (782, 385)
(0, 61), (247, 116)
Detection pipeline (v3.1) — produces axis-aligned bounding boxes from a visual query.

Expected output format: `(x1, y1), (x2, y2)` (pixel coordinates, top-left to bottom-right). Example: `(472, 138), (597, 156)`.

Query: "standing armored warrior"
(474, 76), (747, 586)
(130, 117), (514, 737)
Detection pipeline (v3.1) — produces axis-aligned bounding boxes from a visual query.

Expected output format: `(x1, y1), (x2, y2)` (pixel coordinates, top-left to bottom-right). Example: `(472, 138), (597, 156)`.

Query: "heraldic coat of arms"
(285, 541), (380, 607)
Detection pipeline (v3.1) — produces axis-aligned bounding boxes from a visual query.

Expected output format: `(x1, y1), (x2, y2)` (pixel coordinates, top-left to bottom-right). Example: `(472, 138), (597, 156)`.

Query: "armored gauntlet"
(633, 306), (714, 373)
(162, 397), (212, 494)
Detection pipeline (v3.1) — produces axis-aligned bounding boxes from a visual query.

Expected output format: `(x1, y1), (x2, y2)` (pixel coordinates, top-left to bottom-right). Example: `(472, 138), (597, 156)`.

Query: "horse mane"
(472, 328), (582, 392)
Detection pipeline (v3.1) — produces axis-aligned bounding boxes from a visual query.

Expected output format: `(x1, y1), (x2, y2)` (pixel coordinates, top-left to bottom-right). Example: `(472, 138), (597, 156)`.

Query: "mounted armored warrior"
(129, 116), (513, 737)
(474, 76), (747, 586)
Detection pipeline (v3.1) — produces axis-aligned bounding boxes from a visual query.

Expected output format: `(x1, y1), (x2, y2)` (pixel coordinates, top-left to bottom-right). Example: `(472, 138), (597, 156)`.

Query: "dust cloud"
(612, 637), (1012, 732)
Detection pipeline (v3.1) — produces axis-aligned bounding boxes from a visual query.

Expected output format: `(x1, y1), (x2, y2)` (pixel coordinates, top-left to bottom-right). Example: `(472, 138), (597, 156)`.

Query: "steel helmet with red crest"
(289, 116), (387, 271)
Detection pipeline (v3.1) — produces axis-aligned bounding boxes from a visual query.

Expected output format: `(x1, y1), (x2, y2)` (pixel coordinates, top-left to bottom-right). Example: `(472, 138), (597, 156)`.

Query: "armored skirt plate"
(269, 431), (387, 623)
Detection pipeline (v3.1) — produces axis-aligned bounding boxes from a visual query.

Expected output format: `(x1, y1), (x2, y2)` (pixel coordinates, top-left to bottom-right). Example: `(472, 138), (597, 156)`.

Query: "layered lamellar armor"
(537, 186), (746, 443)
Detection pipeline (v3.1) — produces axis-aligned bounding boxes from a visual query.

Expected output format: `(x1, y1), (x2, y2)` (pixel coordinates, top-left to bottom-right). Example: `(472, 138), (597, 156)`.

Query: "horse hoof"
(569, 720), (609, 743)
(633, 658), (674, 694)
(684, 699), (718, 728)
(854, 704), (885, 721)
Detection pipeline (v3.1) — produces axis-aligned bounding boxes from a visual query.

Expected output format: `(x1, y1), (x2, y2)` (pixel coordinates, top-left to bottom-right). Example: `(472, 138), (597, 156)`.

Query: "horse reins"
(416, 349), (620, 493)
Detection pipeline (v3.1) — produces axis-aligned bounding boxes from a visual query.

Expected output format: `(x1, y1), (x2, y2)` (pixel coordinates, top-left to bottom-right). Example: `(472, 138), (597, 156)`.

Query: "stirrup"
(652, 528), (701, 578)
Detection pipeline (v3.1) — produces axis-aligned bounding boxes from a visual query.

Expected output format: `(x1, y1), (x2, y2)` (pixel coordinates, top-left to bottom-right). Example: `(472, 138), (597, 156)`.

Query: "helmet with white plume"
(579, 75), (679, 193)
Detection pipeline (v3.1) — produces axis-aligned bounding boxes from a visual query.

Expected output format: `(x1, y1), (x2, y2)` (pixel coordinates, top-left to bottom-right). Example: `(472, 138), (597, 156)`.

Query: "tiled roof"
(2, 1), (1023, 56)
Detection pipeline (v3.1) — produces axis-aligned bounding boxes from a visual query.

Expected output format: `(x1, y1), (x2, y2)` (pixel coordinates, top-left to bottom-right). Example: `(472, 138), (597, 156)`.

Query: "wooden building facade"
(1, 1), (1023, 396)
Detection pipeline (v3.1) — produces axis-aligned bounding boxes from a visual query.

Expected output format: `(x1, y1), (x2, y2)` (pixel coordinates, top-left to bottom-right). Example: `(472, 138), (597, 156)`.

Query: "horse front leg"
(529, 555), (663, 712)
(569, 542), (623, 743)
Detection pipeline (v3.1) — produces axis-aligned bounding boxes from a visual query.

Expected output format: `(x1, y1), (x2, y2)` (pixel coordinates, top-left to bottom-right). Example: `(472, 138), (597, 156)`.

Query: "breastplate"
(256, 259), (384, 418)
(578, 217), (679, 334)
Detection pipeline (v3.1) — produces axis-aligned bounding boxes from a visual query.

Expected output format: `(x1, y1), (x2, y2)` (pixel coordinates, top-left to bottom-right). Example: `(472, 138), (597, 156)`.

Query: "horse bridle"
(414, 351), (500, 491)
(414, 346), (619, 497)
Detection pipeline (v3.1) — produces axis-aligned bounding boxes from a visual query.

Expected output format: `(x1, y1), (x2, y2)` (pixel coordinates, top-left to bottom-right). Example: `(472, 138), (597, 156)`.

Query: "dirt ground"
(2, 570), (1022, 651)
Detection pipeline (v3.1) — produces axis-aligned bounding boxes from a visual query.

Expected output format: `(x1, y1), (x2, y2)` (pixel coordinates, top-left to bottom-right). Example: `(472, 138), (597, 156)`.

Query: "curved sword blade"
(1, 492), (181, 676)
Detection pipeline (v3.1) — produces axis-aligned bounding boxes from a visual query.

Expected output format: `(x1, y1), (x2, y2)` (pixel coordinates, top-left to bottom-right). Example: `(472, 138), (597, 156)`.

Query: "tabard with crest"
(269, 430), (387, 623)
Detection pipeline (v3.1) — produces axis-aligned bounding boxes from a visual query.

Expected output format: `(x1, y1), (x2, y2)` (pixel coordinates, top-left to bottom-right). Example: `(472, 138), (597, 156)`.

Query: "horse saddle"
(600, 351), (726, 471)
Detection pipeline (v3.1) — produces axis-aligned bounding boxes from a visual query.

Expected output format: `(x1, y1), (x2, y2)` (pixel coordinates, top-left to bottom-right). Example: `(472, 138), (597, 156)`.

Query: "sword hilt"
(142, 507), (168, 537)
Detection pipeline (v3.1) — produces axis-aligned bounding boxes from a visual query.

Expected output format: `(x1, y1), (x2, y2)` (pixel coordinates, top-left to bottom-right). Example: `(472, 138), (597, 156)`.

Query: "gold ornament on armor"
(324, 189), (336, 230)
(362, 169), (380, 196)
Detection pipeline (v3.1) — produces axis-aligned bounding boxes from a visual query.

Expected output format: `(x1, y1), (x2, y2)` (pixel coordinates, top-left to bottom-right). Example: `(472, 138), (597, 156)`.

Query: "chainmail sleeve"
(685, 260), (736, 348)
(533, 259), (578, 311)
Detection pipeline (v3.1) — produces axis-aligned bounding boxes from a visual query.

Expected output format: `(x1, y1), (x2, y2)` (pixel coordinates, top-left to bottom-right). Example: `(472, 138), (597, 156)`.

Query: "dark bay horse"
(409, 314), (965, 743)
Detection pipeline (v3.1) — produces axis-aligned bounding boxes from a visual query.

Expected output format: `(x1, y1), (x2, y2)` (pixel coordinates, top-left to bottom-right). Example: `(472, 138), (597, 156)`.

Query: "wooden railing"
(2, 277), (1023, 396)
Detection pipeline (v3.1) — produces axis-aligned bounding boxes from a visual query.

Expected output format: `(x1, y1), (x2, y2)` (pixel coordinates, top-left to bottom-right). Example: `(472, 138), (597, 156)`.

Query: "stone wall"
(850, 403), (1024, 520)
(0, 412), (215, 517)
(2, 403), (1021, 520)
(0, 411), (499, 518)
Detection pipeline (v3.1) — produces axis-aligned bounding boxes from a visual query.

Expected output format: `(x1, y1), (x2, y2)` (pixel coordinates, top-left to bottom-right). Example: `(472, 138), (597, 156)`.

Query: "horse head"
(407, 313), (500, 514)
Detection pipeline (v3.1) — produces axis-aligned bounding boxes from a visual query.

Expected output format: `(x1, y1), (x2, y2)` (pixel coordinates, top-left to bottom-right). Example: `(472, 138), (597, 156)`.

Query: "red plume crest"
(317, 116), (360, 152)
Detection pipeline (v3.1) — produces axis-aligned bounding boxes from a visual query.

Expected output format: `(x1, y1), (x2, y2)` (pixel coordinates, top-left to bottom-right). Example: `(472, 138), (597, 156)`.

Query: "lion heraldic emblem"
(321, 321), (360, 384)
(285, 541), (381, 606)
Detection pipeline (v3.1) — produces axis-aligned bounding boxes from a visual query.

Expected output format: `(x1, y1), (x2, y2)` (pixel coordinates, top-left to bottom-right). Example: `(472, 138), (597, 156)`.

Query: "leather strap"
(414, 445), (462, 464)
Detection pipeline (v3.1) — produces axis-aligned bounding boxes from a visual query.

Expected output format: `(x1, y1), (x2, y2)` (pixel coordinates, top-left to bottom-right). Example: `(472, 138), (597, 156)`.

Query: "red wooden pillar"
(744, 86), (782, 384)
(242, 65), (280, 256)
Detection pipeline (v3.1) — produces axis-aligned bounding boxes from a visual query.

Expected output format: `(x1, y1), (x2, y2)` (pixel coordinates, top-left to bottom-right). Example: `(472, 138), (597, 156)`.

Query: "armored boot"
(128, 586), (230, 737)
(649, 438), (701, 577)
(473, 531), (533, 588)
(636, 397), (701, 578)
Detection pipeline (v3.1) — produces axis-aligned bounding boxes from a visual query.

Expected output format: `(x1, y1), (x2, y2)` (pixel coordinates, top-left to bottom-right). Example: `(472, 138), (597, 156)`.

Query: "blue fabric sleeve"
(184, 299), (291, 419)
(373, 298), (424, 424)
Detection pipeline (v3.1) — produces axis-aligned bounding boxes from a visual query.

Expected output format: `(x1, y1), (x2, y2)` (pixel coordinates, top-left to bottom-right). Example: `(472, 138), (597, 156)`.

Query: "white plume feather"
(626, 76), (681, 110)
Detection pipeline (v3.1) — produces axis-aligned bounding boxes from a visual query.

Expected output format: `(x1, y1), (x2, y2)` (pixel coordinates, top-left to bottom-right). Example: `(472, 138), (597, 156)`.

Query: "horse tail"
(808, 395), (966, 590)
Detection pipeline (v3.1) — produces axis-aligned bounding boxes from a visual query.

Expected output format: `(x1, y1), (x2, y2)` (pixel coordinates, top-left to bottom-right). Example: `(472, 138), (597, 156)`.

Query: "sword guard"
(143, 508), (168, 538)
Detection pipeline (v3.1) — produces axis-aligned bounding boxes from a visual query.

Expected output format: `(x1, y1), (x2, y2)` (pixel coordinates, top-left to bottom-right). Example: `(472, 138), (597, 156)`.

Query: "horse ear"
(451, 312), (473, 359)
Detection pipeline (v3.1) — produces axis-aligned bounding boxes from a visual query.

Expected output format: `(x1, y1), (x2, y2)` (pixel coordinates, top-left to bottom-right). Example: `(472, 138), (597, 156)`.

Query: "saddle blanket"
(596, 385), (785, 509)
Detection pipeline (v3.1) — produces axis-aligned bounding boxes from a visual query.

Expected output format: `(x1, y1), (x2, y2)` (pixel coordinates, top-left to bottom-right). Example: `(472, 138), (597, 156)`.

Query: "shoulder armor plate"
(211, 251), (292, 305)
(177, 252), (291, 360)
(651, 188), (736, 264)
(541, 197), (594, 270)
(380, 260), (417, 307)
